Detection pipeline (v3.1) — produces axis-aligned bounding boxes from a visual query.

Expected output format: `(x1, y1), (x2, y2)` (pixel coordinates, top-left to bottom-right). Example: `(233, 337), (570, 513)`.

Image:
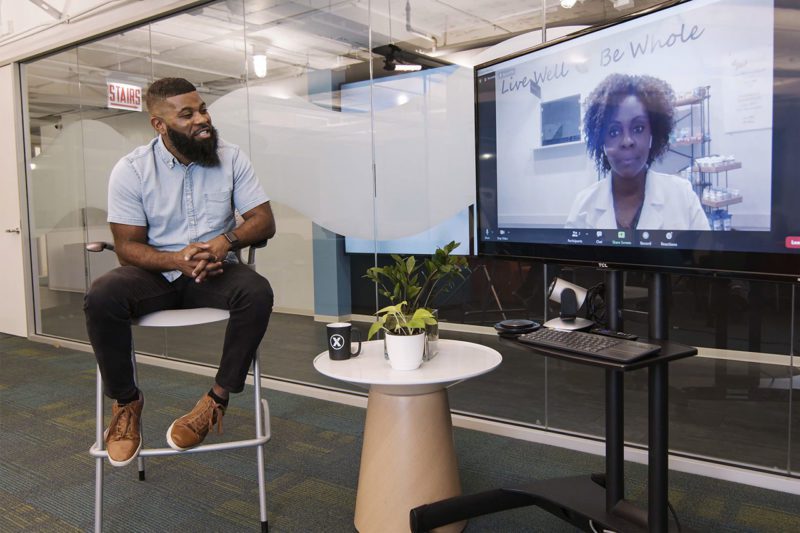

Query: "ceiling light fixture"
(393, 63), (422, 72)
(560, 0), (578, 8)
(253, 52), (267, 78)
(610, 0), (635, 10)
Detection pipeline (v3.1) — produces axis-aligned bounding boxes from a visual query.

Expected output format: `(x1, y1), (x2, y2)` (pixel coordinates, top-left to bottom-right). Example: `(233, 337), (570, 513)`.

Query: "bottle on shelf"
(672, 86), (743, 231)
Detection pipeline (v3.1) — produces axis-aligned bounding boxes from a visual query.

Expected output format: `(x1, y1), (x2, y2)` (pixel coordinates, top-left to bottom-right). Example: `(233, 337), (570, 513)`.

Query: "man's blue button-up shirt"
(107, 135), (269, 281)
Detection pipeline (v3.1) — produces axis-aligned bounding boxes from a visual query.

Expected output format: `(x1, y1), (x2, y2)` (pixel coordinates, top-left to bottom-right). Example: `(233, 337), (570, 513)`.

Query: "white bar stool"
(87, 242), (270, 533)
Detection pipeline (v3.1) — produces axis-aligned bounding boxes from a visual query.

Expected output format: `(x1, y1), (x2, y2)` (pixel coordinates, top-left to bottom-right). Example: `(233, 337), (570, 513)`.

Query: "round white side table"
(314, 339), (502, 533)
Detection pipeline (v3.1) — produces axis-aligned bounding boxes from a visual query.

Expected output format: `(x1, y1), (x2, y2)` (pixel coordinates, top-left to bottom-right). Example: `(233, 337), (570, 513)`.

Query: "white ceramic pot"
(385, 332), (425, 370)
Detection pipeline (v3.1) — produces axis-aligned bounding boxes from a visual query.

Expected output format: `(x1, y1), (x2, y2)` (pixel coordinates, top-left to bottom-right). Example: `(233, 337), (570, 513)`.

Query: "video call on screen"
(475, 0), (800, 268)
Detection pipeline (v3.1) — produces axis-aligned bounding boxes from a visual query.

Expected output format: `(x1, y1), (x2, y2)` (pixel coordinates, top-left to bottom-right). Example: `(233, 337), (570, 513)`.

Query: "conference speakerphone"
(517, 328), (660, 363)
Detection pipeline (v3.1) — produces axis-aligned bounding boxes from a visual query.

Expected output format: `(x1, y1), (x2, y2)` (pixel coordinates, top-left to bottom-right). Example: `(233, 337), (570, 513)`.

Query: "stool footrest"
(90, 435), (270, 458)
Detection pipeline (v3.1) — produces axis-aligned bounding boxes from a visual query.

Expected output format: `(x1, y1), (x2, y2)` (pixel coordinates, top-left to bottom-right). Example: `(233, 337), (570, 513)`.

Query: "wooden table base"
(354, 387), (465, 533)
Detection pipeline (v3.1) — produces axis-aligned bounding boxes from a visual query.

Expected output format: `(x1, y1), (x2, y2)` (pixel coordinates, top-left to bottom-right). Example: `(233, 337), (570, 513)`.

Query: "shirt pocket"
(204, 189), (234, 229)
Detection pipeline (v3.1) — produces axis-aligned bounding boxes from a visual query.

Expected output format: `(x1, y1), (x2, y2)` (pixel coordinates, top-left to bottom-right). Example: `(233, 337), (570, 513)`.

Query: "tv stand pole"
(649, 272), (670, 341)
(605, 270), (624, 331)
(604, 269), (672, 530)
(604, 270), (624, 510)
(648, 271), (671, 531)
(605, 270), (670, 339)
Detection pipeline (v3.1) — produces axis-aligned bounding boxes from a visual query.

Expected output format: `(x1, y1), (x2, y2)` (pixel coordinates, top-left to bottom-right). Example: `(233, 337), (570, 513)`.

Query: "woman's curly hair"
(583, 73), (675, 174)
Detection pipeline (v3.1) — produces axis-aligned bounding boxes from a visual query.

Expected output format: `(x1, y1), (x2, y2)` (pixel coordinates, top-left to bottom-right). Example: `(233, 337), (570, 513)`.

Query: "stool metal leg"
(253, 353), (269, 532)
(94, 365), (104, 533)
(131, 350), (145, 481)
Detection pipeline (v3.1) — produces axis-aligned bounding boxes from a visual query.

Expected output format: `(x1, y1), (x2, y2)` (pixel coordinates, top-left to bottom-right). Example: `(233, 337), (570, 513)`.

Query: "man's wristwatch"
(223, 231), (240, 250)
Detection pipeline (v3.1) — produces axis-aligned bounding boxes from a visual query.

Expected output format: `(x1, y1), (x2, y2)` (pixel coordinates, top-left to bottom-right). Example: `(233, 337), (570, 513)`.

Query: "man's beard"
(167, 124), (220, 167)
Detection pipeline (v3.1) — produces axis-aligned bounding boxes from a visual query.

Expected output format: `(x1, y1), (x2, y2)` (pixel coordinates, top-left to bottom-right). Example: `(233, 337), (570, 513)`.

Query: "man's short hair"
(145, 78), (197, 112)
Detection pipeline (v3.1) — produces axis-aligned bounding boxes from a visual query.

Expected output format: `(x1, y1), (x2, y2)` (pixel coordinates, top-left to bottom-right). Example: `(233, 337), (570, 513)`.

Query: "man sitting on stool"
(84, 77), (275, 466)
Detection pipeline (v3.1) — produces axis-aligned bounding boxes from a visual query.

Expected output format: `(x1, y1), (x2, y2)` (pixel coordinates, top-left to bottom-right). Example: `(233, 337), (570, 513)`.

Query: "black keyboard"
(517, 328), (661, 363)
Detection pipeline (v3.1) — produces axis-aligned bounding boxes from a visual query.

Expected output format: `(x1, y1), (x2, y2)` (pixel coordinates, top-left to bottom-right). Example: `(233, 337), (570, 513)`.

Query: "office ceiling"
(24, 0), (668, 123)
(22, 0), (800, 127)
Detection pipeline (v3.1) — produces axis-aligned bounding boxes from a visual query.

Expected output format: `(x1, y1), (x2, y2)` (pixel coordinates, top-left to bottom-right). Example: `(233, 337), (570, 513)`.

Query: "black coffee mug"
(327, 322), (362, 360)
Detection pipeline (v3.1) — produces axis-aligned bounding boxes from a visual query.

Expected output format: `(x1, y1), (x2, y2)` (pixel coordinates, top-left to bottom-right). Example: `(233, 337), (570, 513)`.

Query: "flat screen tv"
(475, 0), (800, 282)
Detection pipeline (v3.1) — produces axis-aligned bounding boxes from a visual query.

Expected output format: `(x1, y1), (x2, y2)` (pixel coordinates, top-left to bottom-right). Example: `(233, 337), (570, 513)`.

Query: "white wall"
(0, 64), (30, 336)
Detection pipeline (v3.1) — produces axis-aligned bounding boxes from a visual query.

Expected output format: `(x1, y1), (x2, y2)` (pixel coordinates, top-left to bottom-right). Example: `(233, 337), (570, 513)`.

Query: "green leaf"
(406, 255), (416, 274)
(411, 308), (435, 321)
(376, 302), (405, 315)
(366, 241), (467, 322)
(404, 317), (426, 330)
(367, 321), (383, 340)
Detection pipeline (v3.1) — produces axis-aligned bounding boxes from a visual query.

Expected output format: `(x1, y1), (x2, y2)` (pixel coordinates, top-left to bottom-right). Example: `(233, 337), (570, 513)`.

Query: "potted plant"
(367, 302), (437, 370)
(364, 241), (469, 314)
(364, 241), (469, 362)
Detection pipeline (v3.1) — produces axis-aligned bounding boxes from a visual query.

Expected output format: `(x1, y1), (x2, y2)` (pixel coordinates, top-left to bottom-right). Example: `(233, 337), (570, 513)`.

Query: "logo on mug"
(330, 334), (345, 350)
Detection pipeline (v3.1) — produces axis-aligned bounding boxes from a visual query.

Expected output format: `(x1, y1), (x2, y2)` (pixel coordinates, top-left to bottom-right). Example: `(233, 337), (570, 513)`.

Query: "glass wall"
(25, 48), (90, 342)
(20, 0), (799, 478)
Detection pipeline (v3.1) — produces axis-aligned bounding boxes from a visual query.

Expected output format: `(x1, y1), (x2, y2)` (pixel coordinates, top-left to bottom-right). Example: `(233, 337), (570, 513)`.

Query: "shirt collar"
(155, 135), (180, 168)
(598, 169), (663, 209)
(594, 171), (663, 229)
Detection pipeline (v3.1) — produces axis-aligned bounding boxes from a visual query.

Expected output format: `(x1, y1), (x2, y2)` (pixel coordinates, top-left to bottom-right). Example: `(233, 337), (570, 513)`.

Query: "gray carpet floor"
(2, 334), (800, 532)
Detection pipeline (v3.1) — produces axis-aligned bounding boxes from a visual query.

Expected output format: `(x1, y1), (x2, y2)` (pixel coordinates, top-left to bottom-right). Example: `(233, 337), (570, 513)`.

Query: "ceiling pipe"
(27, 0), (63, 20)
(405, 0), (438, 51)
(0, 0), (133, 48)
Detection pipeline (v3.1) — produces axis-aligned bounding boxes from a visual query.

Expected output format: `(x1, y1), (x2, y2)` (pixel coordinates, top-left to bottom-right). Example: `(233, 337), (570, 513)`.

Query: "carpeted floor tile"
(2, 336), (799, 531)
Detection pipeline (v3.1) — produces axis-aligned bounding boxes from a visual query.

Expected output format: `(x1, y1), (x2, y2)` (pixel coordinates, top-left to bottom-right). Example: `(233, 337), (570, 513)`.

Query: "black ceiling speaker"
(372, 44), (451, 71)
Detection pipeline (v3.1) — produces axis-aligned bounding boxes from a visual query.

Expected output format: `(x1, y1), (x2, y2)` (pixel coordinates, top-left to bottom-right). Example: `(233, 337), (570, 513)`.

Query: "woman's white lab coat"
(565, 170), (710, 230)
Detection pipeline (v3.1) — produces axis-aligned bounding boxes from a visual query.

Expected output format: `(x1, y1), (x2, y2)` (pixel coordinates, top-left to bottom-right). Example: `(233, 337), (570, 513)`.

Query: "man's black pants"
(84, 263), (273, 400)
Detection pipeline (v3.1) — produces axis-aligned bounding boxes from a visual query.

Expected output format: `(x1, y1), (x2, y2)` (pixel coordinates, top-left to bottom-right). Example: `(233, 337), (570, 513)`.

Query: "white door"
(0, 64), (30, 337)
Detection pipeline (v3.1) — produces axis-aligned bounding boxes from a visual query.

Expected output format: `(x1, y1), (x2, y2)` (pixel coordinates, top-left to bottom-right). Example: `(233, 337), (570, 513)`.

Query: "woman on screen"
(565, 73), (710, 231)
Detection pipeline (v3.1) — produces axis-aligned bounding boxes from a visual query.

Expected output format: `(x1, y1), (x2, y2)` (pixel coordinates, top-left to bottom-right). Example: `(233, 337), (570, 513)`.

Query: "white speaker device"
(545, 277), (593, 330)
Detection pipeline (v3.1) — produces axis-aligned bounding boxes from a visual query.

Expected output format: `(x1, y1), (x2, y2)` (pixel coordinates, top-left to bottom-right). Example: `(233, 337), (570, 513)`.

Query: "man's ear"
(150, 115), (166, 135)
